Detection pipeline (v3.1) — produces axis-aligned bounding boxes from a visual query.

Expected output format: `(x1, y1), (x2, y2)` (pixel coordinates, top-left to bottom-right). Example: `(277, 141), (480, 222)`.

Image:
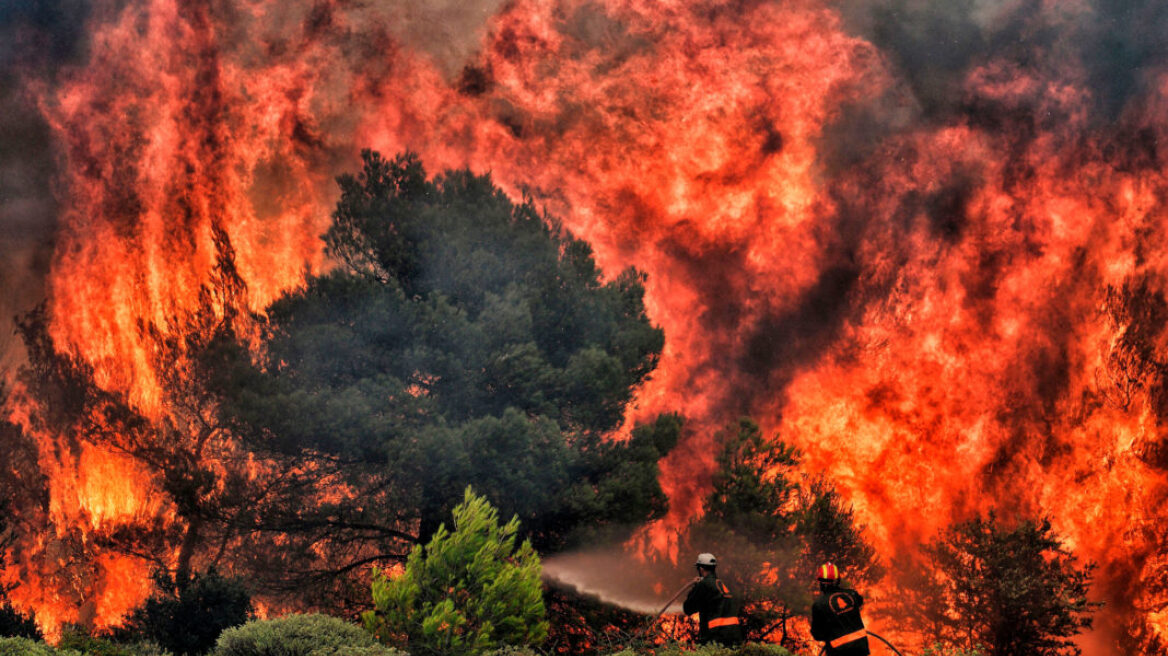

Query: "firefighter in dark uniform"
(810, 562), (870, 655)
(682, 553), (744, 646)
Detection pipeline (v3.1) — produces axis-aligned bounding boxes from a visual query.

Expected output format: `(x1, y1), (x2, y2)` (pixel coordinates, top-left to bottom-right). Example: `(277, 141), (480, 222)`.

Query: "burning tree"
(4, 232), (283, 632)
(1, 145), (672, 631)
(892, 512), (1100, 656)
(0, 384), (43, 640)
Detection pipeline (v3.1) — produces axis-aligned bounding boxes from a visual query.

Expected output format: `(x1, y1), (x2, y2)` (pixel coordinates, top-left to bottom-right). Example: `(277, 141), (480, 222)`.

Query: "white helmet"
(695, 553), (717, 568)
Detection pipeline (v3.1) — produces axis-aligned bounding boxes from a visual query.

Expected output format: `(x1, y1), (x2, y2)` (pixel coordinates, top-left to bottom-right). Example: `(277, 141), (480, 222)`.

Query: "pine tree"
(896, 512), (1100, 656)
(363, 487), (547, 656)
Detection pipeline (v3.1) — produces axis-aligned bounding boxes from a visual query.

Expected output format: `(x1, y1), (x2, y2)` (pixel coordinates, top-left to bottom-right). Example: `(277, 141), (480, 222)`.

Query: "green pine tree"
(363, 487), (547, 656)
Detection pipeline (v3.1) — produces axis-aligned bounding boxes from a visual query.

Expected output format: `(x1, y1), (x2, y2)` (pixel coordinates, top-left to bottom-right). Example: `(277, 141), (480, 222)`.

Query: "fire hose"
(816, 630), (904, 656)
(635, 580), (695, 641)
(867, 631), (905, 656)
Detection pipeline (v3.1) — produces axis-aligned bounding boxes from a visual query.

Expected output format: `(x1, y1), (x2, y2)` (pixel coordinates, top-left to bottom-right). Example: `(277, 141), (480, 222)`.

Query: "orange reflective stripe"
(708, 617), (741, 628)
(830, 629), (867, 648)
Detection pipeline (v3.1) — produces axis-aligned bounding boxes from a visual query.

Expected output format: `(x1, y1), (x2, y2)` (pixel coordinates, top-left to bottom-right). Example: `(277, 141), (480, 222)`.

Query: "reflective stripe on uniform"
(830, 629), (866, 648)
(708, 617), (741, 628)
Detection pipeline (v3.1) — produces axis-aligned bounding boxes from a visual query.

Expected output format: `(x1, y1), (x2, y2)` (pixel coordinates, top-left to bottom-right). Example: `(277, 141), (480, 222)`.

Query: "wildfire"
(3, 0), (1168, 650)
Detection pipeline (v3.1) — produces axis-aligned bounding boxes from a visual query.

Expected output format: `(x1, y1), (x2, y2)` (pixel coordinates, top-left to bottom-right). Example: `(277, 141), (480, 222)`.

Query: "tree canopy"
(210, 150), (672, 590)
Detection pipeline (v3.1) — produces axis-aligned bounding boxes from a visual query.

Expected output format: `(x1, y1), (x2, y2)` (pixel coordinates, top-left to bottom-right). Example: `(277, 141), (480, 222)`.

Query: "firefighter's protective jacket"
(810, 585), (870, 656)
(682, 572), (743, 645)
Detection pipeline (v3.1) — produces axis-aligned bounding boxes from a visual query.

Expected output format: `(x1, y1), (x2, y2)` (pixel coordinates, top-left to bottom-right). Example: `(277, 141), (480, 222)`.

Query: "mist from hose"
(541, 547), (689, 616)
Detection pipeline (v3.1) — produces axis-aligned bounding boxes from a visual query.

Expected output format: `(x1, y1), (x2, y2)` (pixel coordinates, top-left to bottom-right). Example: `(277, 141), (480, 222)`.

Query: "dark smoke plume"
(0, 0), (91, 374)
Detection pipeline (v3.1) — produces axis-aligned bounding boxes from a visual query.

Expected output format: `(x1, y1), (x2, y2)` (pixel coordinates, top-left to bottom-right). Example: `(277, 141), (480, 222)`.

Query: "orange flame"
(4, 0), (1168, 649)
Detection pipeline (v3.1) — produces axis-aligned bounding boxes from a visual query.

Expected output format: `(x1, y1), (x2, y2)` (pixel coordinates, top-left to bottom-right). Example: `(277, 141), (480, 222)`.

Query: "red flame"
(5, 0), (1168, 648)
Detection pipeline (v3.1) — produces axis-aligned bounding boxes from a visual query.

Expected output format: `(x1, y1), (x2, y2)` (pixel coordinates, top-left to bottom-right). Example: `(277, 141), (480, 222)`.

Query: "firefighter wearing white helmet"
(682, 552), (743, 645)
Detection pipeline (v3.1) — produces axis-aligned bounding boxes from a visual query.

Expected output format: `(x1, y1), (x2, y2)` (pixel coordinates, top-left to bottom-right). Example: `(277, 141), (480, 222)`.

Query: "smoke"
(0, 0), (92, 376)
(0, 0), (507, 378)
(386, 0), (510, 77)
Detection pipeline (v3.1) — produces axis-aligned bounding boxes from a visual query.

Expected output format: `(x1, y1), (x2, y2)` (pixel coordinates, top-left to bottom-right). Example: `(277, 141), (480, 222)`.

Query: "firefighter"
(682, 552), (744, 646)
(810, 562), (870, 656)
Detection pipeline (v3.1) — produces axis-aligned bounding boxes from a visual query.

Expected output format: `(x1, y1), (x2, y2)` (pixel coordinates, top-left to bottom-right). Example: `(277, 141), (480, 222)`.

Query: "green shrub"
(734, 644), (794, 656)
(126, 567), (252, 653)
(130, 568), (252, 656)
(363, 488), (547, 656)
(0, 636), (79, 656)
(58, 629), (136, 656)
(120, 642), (173, 656)
(641, 643), (733, 656)
(316, 649), (405, 656)
(480, 647), (539, 656)
(213, 614), (402, 656)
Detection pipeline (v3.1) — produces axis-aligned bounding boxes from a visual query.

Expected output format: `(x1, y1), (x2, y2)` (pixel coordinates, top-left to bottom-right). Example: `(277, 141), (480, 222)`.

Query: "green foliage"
(215, 149), (668, 558)
(118, 643), (173, 656)
(128, 568), (252, 656)
(213, 614), (400, 656)
(687, 418), (880, 647)
(895, 512), (1099, 656)
(0, 637), (80, 656)
(58, 629), (136, 656)
(478, 647), (539, 656)
(363, 488), (547, 656)
(731, 644), (795, 656)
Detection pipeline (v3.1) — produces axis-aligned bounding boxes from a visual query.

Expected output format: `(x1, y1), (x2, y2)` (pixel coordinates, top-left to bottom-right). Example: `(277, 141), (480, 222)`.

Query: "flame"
(3, 0), (1168, 649)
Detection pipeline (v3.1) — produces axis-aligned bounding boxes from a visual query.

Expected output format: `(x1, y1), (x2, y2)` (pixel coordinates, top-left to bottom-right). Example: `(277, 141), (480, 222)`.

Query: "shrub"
(213, 614), (402, 656)
(733, 644), (795, 656)
(120, 643), (173, 656)
(130, 568), (252, 656)
(317, 649), (404, 656)
(58, 630), (135, 656)
(363, 488), (547, 656)
(602, 644), (794, 656)
(480, 648), (539, 656)
(0, 637), (80, 656)
(639, 643), (732, 656)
